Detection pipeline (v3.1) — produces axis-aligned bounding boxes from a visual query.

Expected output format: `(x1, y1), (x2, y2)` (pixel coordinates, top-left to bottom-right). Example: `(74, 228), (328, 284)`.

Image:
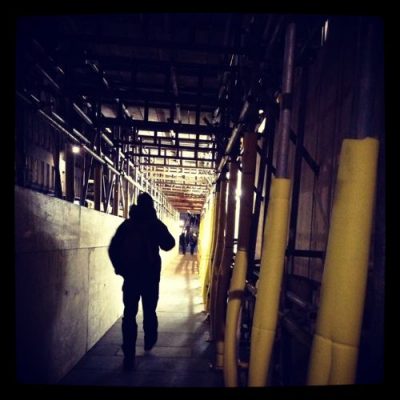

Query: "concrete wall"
(15, 185), (124, 384)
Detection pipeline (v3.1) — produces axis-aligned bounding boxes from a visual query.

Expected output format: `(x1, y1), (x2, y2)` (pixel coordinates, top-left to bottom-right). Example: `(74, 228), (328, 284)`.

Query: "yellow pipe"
(198, 197), (211, 268)
(202, 191), (218, 309)
(198, 209), (206, 277)
(204, 190), (219, 311)
(215, 162), (238, 369)
(197, 214), (204, 259)
(223, 249), (248, 386)
(307, 137), (379, 385)
(199, 196), (213, 302)
(248, 178), (291, 386)
(199, 203), (211, 300)
(224, 130), (258, 386)
(210, 178), (228, 339)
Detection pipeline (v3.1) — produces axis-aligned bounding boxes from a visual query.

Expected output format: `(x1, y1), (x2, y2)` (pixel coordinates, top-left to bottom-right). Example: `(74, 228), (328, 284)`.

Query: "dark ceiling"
(16, 13), (326, 212)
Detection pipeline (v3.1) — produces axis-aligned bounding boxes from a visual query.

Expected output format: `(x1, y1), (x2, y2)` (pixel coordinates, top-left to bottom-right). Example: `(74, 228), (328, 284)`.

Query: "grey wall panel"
(15, 186), (81, 253)
(47, 249), (90, 382)
(87, 247), (124, 349)
(15, 186), (125, 383)
(16, 249), (89, 383)
(80, 205), (123, 249)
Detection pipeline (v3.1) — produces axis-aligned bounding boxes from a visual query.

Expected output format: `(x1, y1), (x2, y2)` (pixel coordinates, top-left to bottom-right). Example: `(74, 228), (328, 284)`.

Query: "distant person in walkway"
(189, 234), (197, 255)
(108, 192), (175, 371)
(179, 232), (186, 254)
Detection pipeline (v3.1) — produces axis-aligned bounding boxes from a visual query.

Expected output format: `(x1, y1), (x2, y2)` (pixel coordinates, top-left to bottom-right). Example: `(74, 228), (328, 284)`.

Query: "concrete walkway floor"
(59, 253), (224, 388)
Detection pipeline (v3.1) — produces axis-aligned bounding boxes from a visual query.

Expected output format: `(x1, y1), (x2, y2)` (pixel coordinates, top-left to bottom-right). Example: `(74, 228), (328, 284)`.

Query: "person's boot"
(123, 355), (135, 371)
(122, 317), (137, 370)
(143, 313), (158, 351)
(144, 331), (158, 351)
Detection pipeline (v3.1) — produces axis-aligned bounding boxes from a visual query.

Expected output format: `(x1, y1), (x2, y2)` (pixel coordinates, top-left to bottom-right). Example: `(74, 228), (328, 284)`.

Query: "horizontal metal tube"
(72, 128), (91, 145)
(16, 91), (32, 105)
(38, 109), (79, 144)
(286, 291), (311, 310)
(81, 144), (104, 164)
(285, 249), (325, 258)
(106, 163), (120, 176)
(73, 103), (93, 125)
(101, 133), (114, 146)
(17, 90), (124, 179)
(30, 94), (40, 104)
(35, 64), (60, 91)
(51, 111), (66, 125)
(103, 155), (114, 166)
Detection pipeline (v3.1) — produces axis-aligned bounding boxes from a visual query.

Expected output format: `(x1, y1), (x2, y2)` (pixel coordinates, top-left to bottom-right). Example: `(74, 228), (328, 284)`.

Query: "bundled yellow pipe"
(224, 249), (248, 386)
(202, 190), (219, 310)
(197, 206), (207, 278)
(224, 130), (258, 387)
(210, 178), (228, 339)
(307, 137), (379, 385)
(199, 199), (212, 301)
(248, 178), (291, 386)
(199, 194), (216, 306)
(214, 162), (238, 369)
(197, 212), (205, 260)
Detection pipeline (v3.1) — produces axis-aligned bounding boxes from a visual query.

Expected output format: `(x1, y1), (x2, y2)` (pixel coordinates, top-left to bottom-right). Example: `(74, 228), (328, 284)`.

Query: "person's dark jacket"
(108, 205), (175, 282)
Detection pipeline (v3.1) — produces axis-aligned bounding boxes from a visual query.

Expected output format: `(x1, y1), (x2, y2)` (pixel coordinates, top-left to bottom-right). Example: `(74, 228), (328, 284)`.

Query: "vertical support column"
(262, 110), (277, 234)
(94, 162), (102, 211)
(80, 152), (93, 206)
(354, 18), (376, 139)
(112, 130), (121, 216)
(275, 23), (296, 179)
(63, 65), (74, 202)
(247, 124), (268, 279)
(52, 130), (63, 199)
(80, 128), (98, 207)
(248, 22), (296, 387)
(287, 64), (309, 272)
(124, 160), (130, 218)
(113, 175), (120, 216)
(65, 143), (75, 202)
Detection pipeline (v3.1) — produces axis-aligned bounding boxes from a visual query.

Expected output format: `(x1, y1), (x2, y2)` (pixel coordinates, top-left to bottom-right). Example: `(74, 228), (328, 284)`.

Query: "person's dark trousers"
(141, 282), (159, 351)
(122, 284), (140, 368)
(122, 279), (160, 359)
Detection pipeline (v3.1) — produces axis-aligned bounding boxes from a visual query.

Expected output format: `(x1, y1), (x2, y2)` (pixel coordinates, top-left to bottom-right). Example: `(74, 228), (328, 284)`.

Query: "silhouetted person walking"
(179, 232), (186, 254)
(189, 234), (197, 255)
(108, 192), (175, 370)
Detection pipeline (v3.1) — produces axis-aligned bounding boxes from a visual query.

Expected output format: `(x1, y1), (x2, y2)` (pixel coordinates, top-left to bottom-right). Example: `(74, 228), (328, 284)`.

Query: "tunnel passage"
(14, 13), (385, 387)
